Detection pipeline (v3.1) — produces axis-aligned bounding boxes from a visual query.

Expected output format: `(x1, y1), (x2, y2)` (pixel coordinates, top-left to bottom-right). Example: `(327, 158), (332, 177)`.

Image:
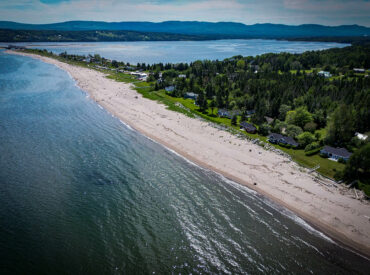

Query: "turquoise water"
(1, 39), (349, 64)
(0, 51), (369, 274)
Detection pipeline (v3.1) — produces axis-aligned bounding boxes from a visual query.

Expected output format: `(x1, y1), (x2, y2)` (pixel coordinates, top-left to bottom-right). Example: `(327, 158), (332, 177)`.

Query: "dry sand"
(8, 50), (370, 257)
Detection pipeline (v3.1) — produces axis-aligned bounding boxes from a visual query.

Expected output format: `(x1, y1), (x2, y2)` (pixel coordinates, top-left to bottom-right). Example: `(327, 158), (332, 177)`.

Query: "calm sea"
(0, 49), (368, 274)
(1, 39), (349, 64)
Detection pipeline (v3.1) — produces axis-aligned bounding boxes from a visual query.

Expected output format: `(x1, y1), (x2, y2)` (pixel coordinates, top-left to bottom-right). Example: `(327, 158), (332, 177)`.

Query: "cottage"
(281, 136), (299, 147)
(240, 122), (257, 134)
(218, 109), (231, 118)
(320, 146), (352, 161)
(218, 109), (241, 119)
(355, 132), (368, 141)
(268, 133), (298, 147)
(165, 86), (175, 92)
(246, 110), (255, 116)
(264, 116), (274, 125)
(318, 71), (332, 78)
(353, 68), (365, 73)
(184, 92), (198, 100)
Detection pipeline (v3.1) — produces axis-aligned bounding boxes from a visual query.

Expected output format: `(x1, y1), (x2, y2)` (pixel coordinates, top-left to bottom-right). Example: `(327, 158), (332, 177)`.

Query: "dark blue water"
(1, 39), (349, 64)
(0, 51), (369, 274)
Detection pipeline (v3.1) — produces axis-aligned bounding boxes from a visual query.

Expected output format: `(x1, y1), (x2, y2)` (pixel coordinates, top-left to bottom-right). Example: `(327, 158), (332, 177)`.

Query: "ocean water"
(1, 39), (349, 64)
(0, 51), (369, 274)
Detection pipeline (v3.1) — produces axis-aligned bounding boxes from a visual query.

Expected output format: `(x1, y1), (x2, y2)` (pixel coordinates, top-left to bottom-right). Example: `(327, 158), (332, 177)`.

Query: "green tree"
(231, 115), (237, 125)
(304, 122), (317, 133)
(286, 125), (303, 138)
(297, 132), (316, 147)
(259, 124), (271, 136)
(341, 143), (370, 187)
(285, 107), (313, 128)
(272, 120), (287, 134)
(236, 59), (245, 70)
(278, 104), (291, 120)
(325, 105), (355, 146)
(209, 99), (216, 115)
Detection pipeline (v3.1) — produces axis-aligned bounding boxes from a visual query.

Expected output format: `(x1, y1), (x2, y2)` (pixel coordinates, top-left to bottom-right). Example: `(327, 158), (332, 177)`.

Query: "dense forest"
(19, 45), (370, 193)
(149, 46), (369, 140)
(0, 29), (207, 42)
(1, 28), (370, 43)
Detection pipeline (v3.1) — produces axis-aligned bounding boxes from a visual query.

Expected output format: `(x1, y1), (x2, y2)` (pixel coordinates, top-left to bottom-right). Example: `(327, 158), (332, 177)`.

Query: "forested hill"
(1, 21), (369, 38)
(0, 29), (206, 42)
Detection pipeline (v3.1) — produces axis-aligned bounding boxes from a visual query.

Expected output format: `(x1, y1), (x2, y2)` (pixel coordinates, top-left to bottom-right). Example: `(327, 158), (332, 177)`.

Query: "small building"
(318, 71), (332, 78)
(353, 68), (365, 73)
(320, 146), (352, 161)
(178, 74), (187, 78)
(268, 133), (298, 147)
(281, 136), (299, 147)
(218, 109), (231, 118)
(165, 86), (175, 92)
(264, 116), (274, 125)
(240, 122), (257, 134)
(130, 71), (148, 81)
(246, 110), (255, 116)
(184, 92), (198, 100)
(218, 109), (241, 119)
(355, 132), (368, 141)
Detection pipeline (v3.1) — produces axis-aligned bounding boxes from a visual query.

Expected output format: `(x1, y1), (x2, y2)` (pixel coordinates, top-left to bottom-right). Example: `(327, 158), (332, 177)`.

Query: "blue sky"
(0, 0), (369, 26)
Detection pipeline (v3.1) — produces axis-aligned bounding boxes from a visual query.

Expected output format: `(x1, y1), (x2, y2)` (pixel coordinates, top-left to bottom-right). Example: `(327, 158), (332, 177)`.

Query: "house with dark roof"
(217, 109), (241, 119)
(320, 146), (352, 161)
(246, 110), (255, 117)
(165, 86), (175, 92)
(184, 92), (198, 100)
(240, 122), (257, 134)
(268, 133), (298, 147)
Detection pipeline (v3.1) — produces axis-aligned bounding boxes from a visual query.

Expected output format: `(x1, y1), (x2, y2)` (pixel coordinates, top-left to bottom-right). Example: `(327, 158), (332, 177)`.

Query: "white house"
(318, 71), (332, 78)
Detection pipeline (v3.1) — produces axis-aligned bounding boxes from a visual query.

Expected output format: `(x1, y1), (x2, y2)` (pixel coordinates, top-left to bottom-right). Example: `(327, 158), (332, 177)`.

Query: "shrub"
(305, 147), (321, 156)
(304, 122), (317, 133)
(338, 158), (346, 164)
(258, 124), (271, 136)
(278, 142), (292, 149)
(297, 132), (316, 147)
(286, 125), (303, 138)
(305, 141), (320, 152)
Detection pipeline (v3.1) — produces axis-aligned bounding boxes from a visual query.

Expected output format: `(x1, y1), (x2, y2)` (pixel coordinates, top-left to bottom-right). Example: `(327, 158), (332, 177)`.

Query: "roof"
(268, 133), (298, 146)
(218, 109), (241, 118)
(240, 121), (256, 130)
(268, 133), (283, 140)
(321, 146), (352, 158)
(265, 116), (274, 124)
(165, 86), (175, 92)
(283, 136), (299, 147)
(185, 92), (198, 98)
(355, 132), (368, 140)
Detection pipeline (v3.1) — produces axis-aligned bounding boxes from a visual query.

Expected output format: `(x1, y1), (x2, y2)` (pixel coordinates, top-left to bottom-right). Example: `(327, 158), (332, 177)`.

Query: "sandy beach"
(8, 50), (370, 257)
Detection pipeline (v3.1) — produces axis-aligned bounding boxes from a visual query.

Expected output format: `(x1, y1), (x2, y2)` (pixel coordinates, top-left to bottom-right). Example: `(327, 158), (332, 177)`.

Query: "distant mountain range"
(1, 21), (370, 39)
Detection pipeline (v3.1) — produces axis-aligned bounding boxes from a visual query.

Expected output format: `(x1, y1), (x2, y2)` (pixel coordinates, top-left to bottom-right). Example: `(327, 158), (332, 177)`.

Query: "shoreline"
(6, 50), (370, 258)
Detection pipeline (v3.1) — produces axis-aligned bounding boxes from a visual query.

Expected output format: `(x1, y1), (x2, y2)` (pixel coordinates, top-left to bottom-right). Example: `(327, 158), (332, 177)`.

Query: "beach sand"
(8, 50), (370, 257)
